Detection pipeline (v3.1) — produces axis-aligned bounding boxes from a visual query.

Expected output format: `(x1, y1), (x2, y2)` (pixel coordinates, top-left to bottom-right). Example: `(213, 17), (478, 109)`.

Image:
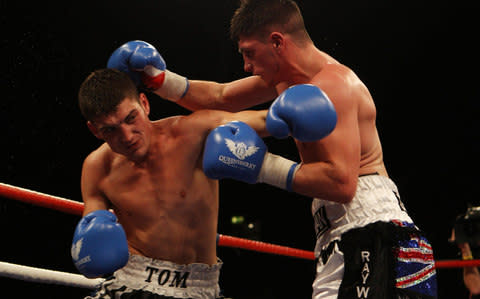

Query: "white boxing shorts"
(85, 255), (223, 299)
(311, 174), (437, 299)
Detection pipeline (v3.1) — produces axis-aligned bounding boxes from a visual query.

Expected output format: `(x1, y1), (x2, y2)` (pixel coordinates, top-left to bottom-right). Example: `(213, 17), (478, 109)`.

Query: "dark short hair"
(78, 68), (139, 121)
(230, 0), (309, 42)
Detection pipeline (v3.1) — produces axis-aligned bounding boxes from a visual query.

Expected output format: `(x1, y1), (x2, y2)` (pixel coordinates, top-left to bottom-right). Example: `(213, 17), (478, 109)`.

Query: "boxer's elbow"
(296, 163), (357, 203)
(335, 180), (356, 204)
(328, 171), (357, 204)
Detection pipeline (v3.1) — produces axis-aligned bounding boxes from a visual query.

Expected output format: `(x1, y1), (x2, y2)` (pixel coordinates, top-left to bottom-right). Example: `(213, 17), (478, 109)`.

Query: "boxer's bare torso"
(90, 121), (218, 265)
(81, 95), (267, 265)
(82, 98), (218, 265)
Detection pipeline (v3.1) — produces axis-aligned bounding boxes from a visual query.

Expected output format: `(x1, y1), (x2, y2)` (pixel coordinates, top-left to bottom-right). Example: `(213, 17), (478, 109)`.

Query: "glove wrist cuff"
(155, 70), (189, 101)
(257, 152), (299, 191)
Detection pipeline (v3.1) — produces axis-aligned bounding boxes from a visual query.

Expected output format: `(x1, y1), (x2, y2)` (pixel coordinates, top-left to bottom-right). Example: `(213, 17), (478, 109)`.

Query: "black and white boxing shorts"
(312, 174), (438, 299)
(86, 255), (223, 299)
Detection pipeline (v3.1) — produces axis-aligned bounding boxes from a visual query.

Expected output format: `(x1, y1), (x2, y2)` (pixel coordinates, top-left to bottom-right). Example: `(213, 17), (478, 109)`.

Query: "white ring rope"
(0, 261), (104, 289)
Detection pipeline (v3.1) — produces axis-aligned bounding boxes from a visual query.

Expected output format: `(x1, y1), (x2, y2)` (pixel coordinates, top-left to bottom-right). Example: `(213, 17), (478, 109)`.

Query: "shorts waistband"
(115, 255), (222, 289)
(312, 175), (413, 252)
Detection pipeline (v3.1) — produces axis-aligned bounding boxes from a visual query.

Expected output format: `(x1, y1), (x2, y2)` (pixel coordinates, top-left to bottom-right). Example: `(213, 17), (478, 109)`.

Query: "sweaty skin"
(82, 94), (267, 265)
(169, 36), (387, 204)
(293, 51), (388, 200)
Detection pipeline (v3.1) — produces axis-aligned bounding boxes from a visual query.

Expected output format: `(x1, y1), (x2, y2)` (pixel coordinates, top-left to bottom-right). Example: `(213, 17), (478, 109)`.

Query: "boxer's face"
(88, 94), (152, 162)
(238, 35), (280, 86)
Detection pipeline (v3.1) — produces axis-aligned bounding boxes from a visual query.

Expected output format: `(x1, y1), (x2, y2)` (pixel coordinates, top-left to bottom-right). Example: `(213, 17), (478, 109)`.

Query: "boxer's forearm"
(175, 76), (277, 112)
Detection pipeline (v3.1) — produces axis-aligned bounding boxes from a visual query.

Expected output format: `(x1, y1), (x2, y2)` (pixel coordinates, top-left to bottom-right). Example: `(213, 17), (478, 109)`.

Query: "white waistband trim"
(114, 255), (222, 289)
(312, 175), (413, 254)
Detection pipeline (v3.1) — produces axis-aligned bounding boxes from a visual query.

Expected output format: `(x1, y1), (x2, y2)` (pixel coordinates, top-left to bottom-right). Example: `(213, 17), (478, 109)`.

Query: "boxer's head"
(230, 0), (312, 86)
(79, 68), (152, 162)
(78, 68), (140, 121)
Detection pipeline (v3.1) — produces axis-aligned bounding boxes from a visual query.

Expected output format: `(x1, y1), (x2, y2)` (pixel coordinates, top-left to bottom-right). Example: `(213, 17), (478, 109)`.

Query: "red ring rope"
(217, 234), (315, 260)
(1, 182), (479, 268)
(434, 259), (480, 268)
(0, 183), (83, 216)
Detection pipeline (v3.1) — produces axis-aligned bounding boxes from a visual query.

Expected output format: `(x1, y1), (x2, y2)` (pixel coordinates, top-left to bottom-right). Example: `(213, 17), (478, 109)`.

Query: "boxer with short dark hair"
(73, 68), (332, 299)
(73, 68), (270, 299)
(107, 0), (438, 297)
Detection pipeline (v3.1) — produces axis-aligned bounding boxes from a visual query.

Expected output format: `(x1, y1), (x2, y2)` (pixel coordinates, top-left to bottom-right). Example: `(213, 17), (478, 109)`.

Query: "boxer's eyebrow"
(97, 109), (138, 133)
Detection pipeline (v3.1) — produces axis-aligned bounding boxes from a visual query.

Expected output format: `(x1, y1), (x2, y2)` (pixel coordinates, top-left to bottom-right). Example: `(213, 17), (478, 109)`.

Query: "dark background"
(1, 0), (478, 298)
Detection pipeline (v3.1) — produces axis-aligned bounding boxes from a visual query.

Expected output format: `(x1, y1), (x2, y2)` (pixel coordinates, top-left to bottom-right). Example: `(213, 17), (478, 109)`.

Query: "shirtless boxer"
(71, 68), (332, 299)
(106, 0), (438, 298)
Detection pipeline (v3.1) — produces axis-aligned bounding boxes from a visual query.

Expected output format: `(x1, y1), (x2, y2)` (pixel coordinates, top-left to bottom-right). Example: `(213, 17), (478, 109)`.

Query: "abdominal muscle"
(105, 167), (219, 266)
(125, 215), (218, 266)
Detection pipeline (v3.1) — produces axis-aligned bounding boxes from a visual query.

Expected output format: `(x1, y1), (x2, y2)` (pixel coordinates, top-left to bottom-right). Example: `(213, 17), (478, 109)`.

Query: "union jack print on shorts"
(394, 221), (437, 297)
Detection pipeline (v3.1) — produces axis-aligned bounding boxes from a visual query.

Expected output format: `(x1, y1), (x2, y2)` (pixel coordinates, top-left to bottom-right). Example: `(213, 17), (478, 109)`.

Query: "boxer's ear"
(87, 121), (101, 139)
(139, 93), (150, 116)
(270, 32), (284, 50)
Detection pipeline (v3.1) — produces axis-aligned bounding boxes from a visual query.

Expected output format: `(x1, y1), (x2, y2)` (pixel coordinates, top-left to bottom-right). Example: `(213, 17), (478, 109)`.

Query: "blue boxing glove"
(107, 40), (189, 101)
(71, 210), (129, 278)
(203, 121), (300, 191)
(267, 84), (337, 142)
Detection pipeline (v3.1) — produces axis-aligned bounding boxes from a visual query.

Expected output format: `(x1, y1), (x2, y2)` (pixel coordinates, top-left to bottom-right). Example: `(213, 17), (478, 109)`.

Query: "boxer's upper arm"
(81, 151), (110, 216)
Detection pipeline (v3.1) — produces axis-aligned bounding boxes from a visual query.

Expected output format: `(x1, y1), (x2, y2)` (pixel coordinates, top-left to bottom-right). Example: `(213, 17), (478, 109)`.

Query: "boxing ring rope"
(0, 261), (104, 289)
(1, 181), (480, 289)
